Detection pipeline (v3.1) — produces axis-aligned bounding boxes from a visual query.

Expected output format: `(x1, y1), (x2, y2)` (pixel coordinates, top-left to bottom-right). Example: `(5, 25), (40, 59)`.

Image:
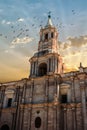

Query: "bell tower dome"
(29, 14), (64, 78)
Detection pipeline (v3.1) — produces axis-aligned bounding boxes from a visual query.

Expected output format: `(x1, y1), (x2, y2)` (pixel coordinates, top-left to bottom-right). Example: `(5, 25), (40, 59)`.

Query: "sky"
(0, 0), (87, 82)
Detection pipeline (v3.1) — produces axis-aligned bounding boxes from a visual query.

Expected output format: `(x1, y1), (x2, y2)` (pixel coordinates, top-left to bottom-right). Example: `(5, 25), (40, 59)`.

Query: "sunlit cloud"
(17, 18), (24, 22)
(1, 19), (14, 25)
(1, 18), (25, 25)
(10, 45), (15, 49)
(4, 50), (9, 53)
(59, 35), (87, 53)
(6, 21), (12, 25)
(59, 35), (87, 72)
(11, 37), (34, 45)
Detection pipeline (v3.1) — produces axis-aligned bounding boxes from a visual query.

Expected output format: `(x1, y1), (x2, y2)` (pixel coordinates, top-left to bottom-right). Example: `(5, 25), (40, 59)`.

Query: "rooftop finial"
(48, 11), (51, 18)
(46, 11), (53, 27)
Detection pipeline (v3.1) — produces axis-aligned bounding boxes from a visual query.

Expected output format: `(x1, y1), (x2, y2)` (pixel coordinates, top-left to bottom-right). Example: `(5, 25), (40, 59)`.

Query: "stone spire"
(46, 12), (53, 27)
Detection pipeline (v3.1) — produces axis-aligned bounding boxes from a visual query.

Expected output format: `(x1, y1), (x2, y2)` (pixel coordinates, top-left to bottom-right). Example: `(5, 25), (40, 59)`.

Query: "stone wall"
(0, 73), (87, 130)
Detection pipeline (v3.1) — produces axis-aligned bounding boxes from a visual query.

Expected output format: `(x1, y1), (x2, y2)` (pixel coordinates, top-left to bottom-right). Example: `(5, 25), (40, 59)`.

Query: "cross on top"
(48, 11), (51, 18)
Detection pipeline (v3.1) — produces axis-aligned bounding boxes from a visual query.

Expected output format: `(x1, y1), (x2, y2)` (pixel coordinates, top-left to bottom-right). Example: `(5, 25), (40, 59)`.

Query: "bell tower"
(29, 14), (64, 78)
(38, 14), (58, 53)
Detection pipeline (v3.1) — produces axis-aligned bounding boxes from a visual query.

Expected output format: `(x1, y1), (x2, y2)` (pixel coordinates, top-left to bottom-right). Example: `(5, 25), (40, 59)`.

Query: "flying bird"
(0, 34), (2, 36)
(11, 26), (14, 28)
(5, 36), (7, 38)
(72, 10), (75, 15)
(32, 24), (35, 26)
(25, 29), (29, 32)
(13, 30), (15, 33)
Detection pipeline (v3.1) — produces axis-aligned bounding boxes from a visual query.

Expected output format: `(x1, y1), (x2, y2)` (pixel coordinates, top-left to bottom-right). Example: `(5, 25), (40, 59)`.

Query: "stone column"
(50, 58), (52, 72)
(27, 107), (32, 130)
(18, 107), (24, 130)
(45, 79), (49, 130)
(48, 32), (51, 39)
(72, 107), (76, 130)
(57, 106), (60, 130)
(53, 106), (57, 130)
(14, 87), (23, 130)
(52, 57), (55, 72)
(55, 57), (58, 73)
(36, 60), (38, 76)
(0, 87), (5, 121)
(30, 62), (32, 76)
(57, 85), (60, 100)
(34, 62), (37, 76)
(44, 106), (48, 130)
(80, 83), (87, 130)
(42, 34), (44, 41)
(47, 59), (49, 73)
(64, 109), (67, 130)
(31, 62), (34, 75)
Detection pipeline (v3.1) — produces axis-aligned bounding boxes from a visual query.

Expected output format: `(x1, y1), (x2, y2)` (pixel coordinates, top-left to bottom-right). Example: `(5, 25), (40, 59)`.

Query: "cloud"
(11, 37), (34, 45)
(1, 20), (6, 24)
(6, 21), (12, 25)
(59, 35), (87, 52)
(67, 36), (87, 47)
(1, 18), (25, 25)
(10, 45), (15, 49)
(58, 35), (87, 72)
(4, 50), (9, 53)
(1, 19), (14, 25)
(17, 18), (24, 22)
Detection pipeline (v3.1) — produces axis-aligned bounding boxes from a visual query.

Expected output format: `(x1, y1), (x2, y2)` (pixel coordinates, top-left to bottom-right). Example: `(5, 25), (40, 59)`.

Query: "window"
(37, 111), (40, 114)
(38, 63), (47, 76)
(86, 97), (87, 102)
(51, 32), (54, 38)
(35, 117), (41, 128)
(0, 124), (9, 130)
(7, 98), (12, 107)
(45, 33), (48, 40)
(61, 95), (67, 103)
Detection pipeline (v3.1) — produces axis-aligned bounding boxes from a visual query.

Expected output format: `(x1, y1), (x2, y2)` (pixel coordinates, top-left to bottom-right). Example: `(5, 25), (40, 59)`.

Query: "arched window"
(0, 124), (9, 130)
(7, 98), (12, 107)
(35, 117), (41, 128)
(38, 63), (47, 76)
(45, 33), (48, 40)
(51, 32), (54, 38)
(61, 94), (67, 103)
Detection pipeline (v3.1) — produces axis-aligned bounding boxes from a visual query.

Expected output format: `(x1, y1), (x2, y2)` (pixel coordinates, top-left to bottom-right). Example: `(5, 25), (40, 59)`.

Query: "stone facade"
(0, 15), (87, 130)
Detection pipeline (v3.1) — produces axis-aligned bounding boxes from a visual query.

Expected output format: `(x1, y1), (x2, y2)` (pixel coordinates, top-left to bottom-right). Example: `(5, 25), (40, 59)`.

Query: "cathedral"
(0, 14), (87, 130)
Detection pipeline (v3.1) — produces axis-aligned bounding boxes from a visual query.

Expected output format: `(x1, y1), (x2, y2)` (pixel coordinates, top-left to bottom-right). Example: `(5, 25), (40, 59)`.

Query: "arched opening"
(38, 63), (47, 76)
(35, 117), (41, 128)
(51, 32), (54, 38)
(0, 124), (9, 130)
(61, 94), (67, 103)
(7, 98), (12, 107)
(45, 33), (48, 40)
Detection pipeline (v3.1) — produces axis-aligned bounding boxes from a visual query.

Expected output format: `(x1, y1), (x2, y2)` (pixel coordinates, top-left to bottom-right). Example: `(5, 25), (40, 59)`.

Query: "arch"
(0, 124), (9, 130)
(35, 117), (41, 128)
(60, 83), (71, 103)
(38, 63), (47, 76)
(45, 33), (48, 40)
